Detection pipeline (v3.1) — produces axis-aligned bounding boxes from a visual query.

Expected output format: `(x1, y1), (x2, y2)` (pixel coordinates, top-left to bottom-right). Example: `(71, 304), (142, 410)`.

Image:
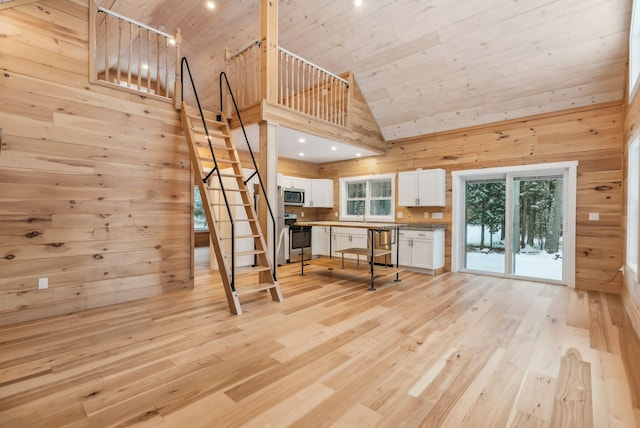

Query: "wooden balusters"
(92, 6), (178, 102)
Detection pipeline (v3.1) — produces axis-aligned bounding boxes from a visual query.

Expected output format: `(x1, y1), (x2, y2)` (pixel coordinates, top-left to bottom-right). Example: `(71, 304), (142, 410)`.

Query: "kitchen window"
(340, 174), (395, 222)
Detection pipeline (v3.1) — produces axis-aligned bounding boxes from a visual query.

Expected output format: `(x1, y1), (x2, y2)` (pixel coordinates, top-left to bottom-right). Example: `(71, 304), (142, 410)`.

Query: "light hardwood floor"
(1, 251), (639, 427)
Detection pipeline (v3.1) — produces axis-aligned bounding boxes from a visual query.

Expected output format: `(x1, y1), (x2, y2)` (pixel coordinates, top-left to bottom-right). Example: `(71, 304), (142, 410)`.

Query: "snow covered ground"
(465, 226), (562, 280)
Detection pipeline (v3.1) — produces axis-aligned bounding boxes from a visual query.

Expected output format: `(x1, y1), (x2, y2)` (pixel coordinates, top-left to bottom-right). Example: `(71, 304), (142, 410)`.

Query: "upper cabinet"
(281, 176), (333, 208)
(398, 169), (446, 207)
(310, 179), (334, 208)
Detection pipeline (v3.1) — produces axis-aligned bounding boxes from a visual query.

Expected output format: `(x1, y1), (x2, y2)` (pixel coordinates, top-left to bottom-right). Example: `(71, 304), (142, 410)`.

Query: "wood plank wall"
(0, 0), (192, 326)
(623, 88), (640, 337)
(318, 103), (625, 294)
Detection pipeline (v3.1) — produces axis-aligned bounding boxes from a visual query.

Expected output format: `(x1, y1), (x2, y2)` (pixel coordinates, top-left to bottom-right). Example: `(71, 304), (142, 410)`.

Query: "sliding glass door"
(454, 162), (576, 286)
(464, 179), (506, 274)
(511, 175), (563, 281)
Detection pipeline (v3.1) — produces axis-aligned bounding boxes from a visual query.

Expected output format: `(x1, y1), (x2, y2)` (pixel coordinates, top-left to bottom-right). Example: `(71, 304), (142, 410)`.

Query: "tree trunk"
(545, 181), (563, 253)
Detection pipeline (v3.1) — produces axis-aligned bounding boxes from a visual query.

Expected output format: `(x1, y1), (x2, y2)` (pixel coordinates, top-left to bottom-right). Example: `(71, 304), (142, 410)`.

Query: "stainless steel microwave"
(283, 188), (305, 206)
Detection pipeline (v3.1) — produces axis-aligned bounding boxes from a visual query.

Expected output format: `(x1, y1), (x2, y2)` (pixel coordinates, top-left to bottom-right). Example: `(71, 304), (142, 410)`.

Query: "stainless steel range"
(284, 213), (311, 262)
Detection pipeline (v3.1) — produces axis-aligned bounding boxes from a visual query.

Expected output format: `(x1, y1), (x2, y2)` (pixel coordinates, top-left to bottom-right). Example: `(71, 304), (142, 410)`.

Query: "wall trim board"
(0, 0), (39, 10)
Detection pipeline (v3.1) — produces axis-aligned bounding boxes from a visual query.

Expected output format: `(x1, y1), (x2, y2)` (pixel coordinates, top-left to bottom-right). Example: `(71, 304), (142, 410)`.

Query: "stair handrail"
(180, 57), (238, 291)
(219, 71), (278, 282)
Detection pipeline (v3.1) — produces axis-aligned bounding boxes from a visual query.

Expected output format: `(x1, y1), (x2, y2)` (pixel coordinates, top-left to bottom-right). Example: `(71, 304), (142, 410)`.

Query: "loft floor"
(0, 255), (639, 426)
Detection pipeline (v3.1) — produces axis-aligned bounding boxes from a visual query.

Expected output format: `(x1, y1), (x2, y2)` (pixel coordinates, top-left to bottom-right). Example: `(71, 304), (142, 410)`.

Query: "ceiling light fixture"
(206, 1), (215, 10)
(356, 153), (362, 157)
(168, 38), (176, 46)
(299, 152), (304, 157)
(142, 64), (149, 70)
(355, 0), (363, 6)
(298, 138), (305, 143)
(331, 146), (337, 151)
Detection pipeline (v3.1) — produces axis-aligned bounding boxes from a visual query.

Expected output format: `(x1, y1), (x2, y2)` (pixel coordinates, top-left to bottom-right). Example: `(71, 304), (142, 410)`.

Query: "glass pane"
(370, 200), (391, 216)
(347, 182), (366, 198)
(513, 176), (563, 281)
(464, 180), (506, 273)
(194, 186), (208, 230)
(370, 180), (391, 198)
(347, 200), (365, 216)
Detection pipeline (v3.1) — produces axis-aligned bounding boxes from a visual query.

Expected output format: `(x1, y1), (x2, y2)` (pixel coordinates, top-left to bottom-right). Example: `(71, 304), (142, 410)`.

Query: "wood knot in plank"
(25, 231), (40, 238)
(594, 185), (612, 191)
(4, 254), (15, 260)
(93, 254), (104, 260)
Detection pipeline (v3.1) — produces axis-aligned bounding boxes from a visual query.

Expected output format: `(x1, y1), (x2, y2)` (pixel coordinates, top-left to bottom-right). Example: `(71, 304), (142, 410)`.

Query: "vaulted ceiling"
(99, 0), (632, 142)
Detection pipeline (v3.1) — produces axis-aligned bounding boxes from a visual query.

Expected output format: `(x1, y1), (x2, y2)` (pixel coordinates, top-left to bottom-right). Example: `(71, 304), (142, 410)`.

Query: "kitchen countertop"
(294, 221), (446, 230)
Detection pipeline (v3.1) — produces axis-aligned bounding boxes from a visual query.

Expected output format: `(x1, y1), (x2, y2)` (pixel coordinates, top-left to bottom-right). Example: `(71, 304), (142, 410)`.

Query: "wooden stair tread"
(234, 283), (278, 295)
(205, 187), (249, 193)
(227, 249), (265, 257)
(235, 265), (271, 276)
(220, 234), (260, 240)
(216, 218), (258, 223)
(187, 114), (226, 127)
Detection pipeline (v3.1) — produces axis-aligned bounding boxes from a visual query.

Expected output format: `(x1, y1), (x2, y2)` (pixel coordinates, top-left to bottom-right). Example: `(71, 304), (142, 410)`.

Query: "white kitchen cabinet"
(398, 169), (445, 207)
(394, 229), (444, 270)
(332, 227), (368, 260)
(282, 175), (334, 208)
(281, 176), (294, 189)
(310, 179), (334, 208)
(312, 226), (330, 256)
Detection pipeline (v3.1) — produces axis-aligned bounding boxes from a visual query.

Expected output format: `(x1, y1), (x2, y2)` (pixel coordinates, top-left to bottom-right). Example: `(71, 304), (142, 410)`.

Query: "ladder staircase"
(180, 102), (282, 315)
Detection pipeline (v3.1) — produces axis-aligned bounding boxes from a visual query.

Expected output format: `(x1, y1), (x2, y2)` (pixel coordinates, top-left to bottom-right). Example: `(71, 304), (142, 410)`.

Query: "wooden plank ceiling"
(98, 0), (631, 141)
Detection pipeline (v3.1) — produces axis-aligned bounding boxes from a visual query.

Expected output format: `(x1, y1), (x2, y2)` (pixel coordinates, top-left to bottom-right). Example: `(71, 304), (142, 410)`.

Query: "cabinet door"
(312, 227), (328, 256)
(397, 171), (418, 206)
(311, 179), (334, 207)
(333, 233), (352, 259)
(397, 236), (412, 266)
(417, 169), (445, 206)
(411, 237), (434, 269)
(281, 176), (294, 189)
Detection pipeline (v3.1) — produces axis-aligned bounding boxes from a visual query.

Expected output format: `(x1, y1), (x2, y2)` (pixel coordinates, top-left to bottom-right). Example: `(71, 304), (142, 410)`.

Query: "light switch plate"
(397, 212), (404, 218)
(38, 278), (48, 290)
(423, 212), (429, 218)
(588, 212), (599, 221)
(432, 212), (443, 219)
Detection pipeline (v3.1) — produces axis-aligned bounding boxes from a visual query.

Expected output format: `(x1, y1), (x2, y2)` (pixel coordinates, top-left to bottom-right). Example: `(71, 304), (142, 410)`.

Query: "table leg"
(368, 228), (376, 291)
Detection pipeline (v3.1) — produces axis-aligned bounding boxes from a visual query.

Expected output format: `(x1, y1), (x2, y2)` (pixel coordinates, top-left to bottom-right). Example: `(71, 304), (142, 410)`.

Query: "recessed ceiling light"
(299, 138), (305, 143)
(356, 153), (362, 157)
(331, 146), (337, 151)
(299, 152), (304, 157)
(168, 38), (176, 46)
(355, 0), (363, 6)
(142, 64), (149, 70)
(206, 1), (215, 10)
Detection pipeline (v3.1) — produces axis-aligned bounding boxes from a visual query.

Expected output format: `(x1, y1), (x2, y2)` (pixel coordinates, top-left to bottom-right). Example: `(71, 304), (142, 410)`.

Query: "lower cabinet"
(331, 227), (368, 260)
(394, 229), (444, 270)
(312, 226), (330, 256)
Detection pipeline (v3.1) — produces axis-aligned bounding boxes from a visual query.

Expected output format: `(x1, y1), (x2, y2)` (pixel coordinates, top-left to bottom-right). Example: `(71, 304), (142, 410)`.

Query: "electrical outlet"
(432, 212), (443, 219)
(423, 212), (429, 218)
(397, 212), (403, 219)
(335, 211), (338, 217)
(38, 277), (48, 290)
(588, 212), (599, 221)
(301, 211), (304, 217)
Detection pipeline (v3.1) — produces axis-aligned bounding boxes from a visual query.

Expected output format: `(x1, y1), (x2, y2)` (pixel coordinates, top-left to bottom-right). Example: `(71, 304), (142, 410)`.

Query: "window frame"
(339, 173), (395, 222)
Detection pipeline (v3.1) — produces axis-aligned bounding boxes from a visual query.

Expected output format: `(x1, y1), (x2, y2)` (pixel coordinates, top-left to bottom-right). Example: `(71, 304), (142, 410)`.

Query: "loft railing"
(91, 4), (181, 102)
(225, 41), (261, 110)
(225, 42), (351, 127)
(277, 47), (349, 127)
